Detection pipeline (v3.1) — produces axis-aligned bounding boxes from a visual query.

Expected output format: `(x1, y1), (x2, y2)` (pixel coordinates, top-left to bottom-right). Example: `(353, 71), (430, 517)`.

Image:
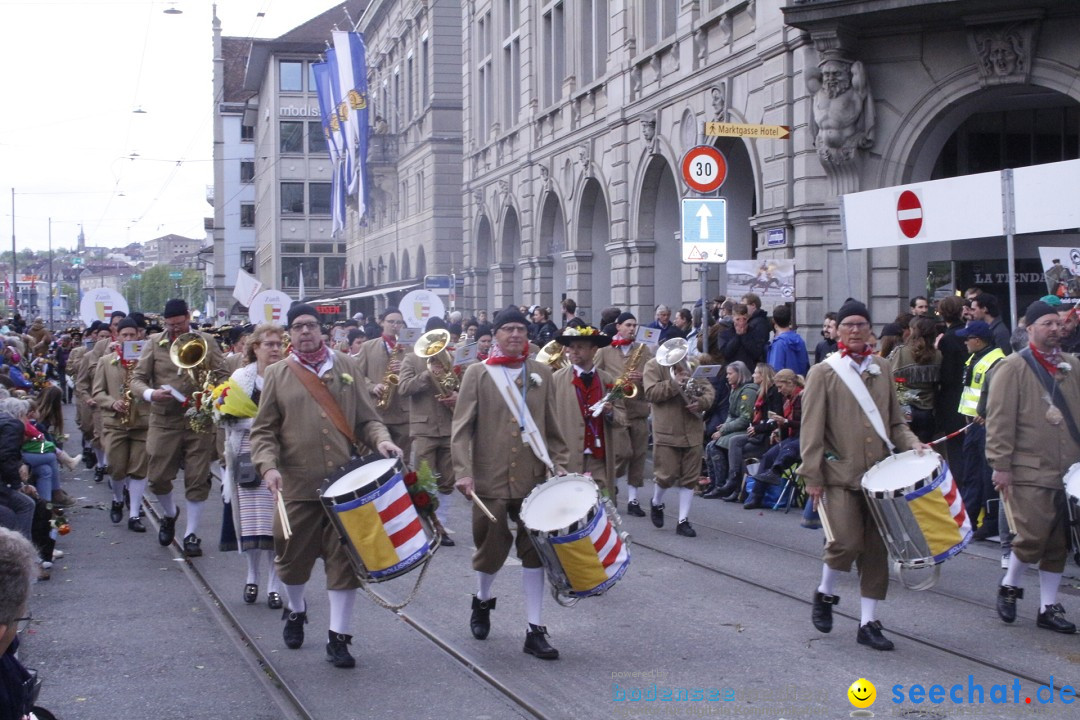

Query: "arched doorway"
(537, 191), (567, 313)
(498, 208), (522, 310)
(415, 246), (427, 281)
(475, 215), (493, 314)
(636, 156), (681, 316)
(711, 137), (757, 301)
(576, 178), (611, 322)
(401, 249), (411, 282)
(388, 254), (398, 283)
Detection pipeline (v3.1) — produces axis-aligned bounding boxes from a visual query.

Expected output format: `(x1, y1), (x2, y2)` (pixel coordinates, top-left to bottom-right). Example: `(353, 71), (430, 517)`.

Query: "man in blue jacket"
(767, 304), (809, 375)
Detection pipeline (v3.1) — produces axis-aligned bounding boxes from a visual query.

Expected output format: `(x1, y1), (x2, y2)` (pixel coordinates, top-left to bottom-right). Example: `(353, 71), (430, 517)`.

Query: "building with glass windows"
(460, 0), (1080, 327)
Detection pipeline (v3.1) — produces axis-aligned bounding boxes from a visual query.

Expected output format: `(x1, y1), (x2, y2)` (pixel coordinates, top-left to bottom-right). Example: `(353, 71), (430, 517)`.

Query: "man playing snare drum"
(799, 300), (925, 651)
(986, 300), (1080, 634)
(452, 305), (570, 660)
(250, 303), (402, 668)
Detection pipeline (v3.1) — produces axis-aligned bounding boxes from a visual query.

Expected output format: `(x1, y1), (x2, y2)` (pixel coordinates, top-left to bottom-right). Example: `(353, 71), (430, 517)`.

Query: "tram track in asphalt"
(628, 514), (1071, 693)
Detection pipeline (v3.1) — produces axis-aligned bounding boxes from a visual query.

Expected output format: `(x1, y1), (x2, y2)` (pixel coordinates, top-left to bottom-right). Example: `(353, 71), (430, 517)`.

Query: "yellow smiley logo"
(848, 678), (876, 708)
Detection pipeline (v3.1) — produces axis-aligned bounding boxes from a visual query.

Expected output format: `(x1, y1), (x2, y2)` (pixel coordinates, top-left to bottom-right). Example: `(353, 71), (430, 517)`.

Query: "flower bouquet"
(210, 379), (259, 424)
(184, 390), (215, 433)
(403, 460), (446, 539)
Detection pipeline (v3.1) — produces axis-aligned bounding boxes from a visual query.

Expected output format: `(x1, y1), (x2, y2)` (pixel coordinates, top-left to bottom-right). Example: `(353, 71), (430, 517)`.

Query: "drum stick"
(928, 422), (974, 447)
(468, 491), (497, 523)
(817, 494), (836, 545)
(276, 492), (293, 539)
(1002, 496), (1017, 535)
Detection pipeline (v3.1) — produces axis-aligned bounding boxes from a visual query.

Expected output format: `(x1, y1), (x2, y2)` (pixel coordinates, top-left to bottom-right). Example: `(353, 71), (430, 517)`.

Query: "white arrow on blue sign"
(680, 198), (727, 263)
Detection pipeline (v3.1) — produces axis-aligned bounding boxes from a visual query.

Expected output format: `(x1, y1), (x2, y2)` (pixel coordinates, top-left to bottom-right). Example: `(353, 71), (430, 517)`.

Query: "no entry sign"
(896, 190), (924, 239)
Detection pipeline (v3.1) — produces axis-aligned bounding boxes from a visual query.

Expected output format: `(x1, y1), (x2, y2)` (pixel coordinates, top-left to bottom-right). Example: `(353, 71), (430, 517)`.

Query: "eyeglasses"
(1032, 320), (1064, 329)
(498, 325), (529, 334)
(289, 321), (320, 332)
(839, 321), (870, 330)
(14, 614), (31, 633)
(257, 341), (283, 348)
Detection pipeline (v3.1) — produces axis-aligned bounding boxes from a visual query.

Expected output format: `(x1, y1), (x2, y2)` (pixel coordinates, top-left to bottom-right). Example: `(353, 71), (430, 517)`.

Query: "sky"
(0, 0), (344, 254)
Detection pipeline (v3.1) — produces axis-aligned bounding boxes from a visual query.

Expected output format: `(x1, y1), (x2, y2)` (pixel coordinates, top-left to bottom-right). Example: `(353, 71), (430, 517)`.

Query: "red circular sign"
(896, 190), (923, 239)
(681, 146), (728, 193)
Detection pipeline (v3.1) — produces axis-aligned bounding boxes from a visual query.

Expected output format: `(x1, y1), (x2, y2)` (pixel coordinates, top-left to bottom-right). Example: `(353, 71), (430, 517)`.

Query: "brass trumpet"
(415, 329), (459, 397)
(536, 340), (571, 370)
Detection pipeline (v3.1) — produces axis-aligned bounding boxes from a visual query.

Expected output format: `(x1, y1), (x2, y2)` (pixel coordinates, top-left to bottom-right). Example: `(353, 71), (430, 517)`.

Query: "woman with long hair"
(743, 369), (805, 508)
(702, 361), (758, 498)
(218, 323), (286, 609)
(717, 363), (784, 501)
(890, 315), (942, 442)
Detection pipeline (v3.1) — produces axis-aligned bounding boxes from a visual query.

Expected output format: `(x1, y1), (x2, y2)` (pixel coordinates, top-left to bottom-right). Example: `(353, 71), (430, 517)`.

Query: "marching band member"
(452, 305), (570, 660)
(76, 317), (120, 482)
(551, 325), (626, 500)
(474, 325), (493, 361)
(130, 299), (228, 558)
(397, 317), (458, 546)
(799, 300), (925, 651)
(356, 307), (412, 462)
(987, 300), (1080, 634)
(643, 342), (714, 538)
(250, 304), (400, 668)
(595, 313), (653, 516)
(91, 318), (150, 532)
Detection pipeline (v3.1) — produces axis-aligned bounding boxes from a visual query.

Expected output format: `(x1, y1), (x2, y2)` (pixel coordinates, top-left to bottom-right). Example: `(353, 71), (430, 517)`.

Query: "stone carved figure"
(973, 25), (1030, 83)
(807, 57), (874, 165)
(640, 115), (657, 154)
(710, 84), (726, 122)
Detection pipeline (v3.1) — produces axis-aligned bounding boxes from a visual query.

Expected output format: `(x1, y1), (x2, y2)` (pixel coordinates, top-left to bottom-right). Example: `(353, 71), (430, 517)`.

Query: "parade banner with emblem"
(79, 288), (129, 325)
(399, 289), (445, 329)
(726, 259), (795, 308)
(331, 31), (370, 213)
(248, 289), (293, 326)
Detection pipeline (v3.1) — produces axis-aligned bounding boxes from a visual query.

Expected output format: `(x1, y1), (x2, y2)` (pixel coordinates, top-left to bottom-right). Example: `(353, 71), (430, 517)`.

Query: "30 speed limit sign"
(681, 145), (728, 193)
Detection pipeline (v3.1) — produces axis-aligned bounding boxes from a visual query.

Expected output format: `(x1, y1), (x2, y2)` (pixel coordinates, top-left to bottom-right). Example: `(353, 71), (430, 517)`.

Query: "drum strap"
(484, 363), (555, 473)
(285, 361), (357, 447)
(1019, 348), (1080, 447)
(825, 353), (895, 452)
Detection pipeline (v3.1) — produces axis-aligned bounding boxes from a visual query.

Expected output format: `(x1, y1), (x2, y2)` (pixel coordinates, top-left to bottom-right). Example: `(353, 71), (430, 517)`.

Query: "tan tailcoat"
(551, 365), (626, 494)
(594, 342), (654, 420)
(642, 358), (714, 448)
(355, 337), (409, 424)
(397, 352), (453, 438)
(130, 330), (228, 424)
(92, 352), (149, 479)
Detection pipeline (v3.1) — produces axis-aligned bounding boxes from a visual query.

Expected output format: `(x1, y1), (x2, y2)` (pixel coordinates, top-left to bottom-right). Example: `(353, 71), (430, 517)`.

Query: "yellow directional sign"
(705, 122), (791, 140)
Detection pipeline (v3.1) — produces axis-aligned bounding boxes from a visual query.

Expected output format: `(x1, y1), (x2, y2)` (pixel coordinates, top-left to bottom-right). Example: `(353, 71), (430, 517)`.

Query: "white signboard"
(1037, 246), (1080, 306)
(248, 289), (293, 326)
(399, 289), (446, 329)
(122, 340), (146, 362)
(1014, 159), (1080, 234)
(637, 327), (661, 346)
(454, 342), (479, 367)
(842, 171), (1003, 249)
(680, 198), (728, 263)
(79, 288), (129, 326)
(397, 327), (423, 346)
(726, 260), (795, 308)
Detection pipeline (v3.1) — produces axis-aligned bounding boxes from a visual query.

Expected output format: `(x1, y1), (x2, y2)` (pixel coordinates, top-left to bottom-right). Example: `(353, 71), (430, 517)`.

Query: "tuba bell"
(169, 332), (210, 388)
(536, 340), (571, 370)
(656, 337), (705, 413)
(415, 328), (458, 396)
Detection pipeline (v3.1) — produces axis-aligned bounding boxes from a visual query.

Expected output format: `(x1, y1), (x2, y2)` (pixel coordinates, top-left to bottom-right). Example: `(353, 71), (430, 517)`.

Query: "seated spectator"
(703, 362), (758, 497)
(0, 403), (34, 542)
(743, 369), (804, 508)
(718, 363), (783, 502)
(722, 304), (767, 368)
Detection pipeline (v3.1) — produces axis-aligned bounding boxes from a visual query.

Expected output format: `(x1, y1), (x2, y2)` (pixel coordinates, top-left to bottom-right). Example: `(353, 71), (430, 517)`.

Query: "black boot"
(470, 596), (496, 640)
(743, 485), (766, 510)
(1036, 603), (1077, 634)
(282, 607), (308, 649)
(326, 631), (356, 668)
(523, 624), (559, 660)
(856, 620), (895, 651)
(109, 501), (124, 524)
(997, 585), (1023, 624)
(705, 479), (737, 499)
(626, 500), (646, 517)
(811, 591), (839, 633)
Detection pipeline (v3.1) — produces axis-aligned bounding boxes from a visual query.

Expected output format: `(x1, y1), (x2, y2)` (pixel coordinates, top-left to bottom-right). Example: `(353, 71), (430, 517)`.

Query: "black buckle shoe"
(326, 631), (356, 668)
(243, 583), (258, 604)
(183, 533), (202, 558)
(267, 592), (283, 610)
(856, 620), (895, 651)
(523, 624), (559, 660)
(109, 501), (124, 524)
(439, 535), (456, 547)
(470, 596), (496, 640)
(997, 585), (1023, 624)
(626, 500), (646, 517)
(650, 502), (665, 528)
(282, 607), (307, 648)
(1036, 603), (1077, 634)
(158, 510), (179, 546)
(812, 591), (839, 633)
(128, 517), (146, 533)
(676, 519), (697, 537)
(94, 466), (107, 483)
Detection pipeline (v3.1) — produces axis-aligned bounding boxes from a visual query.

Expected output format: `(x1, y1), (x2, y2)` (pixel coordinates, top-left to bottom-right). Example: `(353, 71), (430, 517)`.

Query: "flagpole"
(10, 188), (16, 315)
(48, 218), (53, 328)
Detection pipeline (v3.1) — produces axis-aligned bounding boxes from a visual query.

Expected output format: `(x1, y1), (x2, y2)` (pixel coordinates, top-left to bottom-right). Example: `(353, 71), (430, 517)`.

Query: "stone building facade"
(461, 0), (1080, 328)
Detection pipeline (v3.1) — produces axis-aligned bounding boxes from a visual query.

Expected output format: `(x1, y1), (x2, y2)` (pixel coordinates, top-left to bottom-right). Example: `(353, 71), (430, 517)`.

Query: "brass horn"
(169, 332), (208, 369)
(536, 340), (571, 369)
(415, 328), (458, 396)
(655, 337), (689, 368)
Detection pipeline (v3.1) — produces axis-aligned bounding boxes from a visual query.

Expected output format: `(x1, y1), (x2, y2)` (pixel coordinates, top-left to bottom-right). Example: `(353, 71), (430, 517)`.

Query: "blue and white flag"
(331, 30), (370, 215)
(312, 58), (346, 234)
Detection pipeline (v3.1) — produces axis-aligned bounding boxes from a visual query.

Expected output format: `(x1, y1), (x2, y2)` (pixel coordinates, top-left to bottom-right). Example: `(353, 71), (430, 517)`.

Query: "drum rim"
(322, 456), (402, 503)
(520, 474), (599, 533)
(861, 450), (942, 493)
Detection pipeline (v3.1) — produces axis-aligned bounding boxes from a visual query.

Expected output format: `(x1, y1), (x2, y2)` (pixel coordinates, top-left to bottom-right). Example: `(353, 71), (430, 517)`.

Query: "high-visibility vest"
(958, 348), (1005, 417)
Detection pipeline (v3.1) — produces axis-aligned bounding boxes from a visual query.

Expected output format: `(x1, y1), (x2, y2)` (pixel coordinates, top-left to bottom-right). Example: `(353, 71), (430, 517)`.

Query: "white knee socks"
(156, 492), (177, 518)
(627, 484), (638, 503)
(94, 448), (107, 466)
(817, 565), (839, 596)
(860, 597), (878, 625)
(245, 550), (261, 585)
(436, 491), (452, 526)
(476, 571), (496, 601)
(652, 486), (666, 507)
(1002, 549), (1025, 587)
(677, 488), (694, 522)
(264, 549), (280, 593)
(1039, 570), (1062, 611)
(522, 567), (545, 627)
(184, 500), (204, 538)
(328, 589), (357, 634)
(112, 478), (125, 503)
(127, 479), (147, 519)
(284, 583), (306, 613)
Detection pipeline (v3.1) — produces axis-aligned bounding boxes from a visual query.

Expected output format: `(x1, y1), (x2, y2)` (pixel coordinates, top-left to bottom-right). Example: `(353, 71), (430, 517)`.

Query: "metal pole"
(10, 188), (16, 315)
(699, 263), (709, 355)
(48, 218), (53, 328)
(1002, 169), (1019, 327)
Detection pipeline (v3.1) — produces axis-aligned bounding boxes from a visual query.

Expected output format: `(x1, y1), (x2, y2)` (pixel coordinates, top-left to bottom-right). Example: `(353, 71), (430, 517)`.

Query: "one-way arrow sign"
(681, 199), (727, 264)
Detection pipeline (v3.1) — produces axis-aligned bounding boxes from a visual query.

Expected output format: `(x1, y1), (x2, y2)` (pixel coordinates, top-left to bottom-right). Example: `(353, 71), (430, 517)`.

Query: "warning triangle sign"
(687, 245), (707, 261)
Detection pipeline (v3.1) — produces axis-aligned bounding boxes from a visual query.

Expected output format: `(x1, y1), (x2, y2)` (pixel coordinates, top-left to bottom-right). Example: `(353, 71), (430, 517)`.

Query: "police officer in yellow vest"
(955, 321), (1006, 541)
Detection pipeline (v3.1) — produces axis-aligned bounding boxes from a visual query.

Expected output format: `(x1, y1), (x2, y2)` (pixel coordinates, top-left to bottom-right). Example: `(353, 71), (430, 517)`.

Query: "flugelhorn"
(170, 332), (209, 386)
(415, 328), (458, 397)
(537, 340), (571, 369)
(656, 337), (706, 413)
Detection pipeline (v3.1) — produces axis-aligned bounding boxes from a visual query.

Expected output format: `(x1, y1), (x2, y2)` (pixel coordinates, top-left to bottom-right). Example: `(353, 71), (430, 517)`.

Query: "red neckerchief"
(752, 392), (767, 423)
(382, 335), (397, 350)
(838, 341), (874, 361)
(1030, 343), (1061, 375)
(783, 387), (802, 438)
(572, 369), (606, 460)
(611, 337), (632, 348)
(291, 341), (329, 370)
(485, 342), (528, 366)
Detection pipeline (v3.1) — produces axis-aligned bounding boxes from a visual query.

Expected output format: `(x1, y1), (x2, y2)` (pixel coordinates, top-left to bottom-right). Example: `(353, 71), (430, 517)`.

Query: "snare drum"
(520, 475), (631, 604)
(1065, 463), (1080, 567)
(320, 456), (439, 583)
(861, 451), (972, 574)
